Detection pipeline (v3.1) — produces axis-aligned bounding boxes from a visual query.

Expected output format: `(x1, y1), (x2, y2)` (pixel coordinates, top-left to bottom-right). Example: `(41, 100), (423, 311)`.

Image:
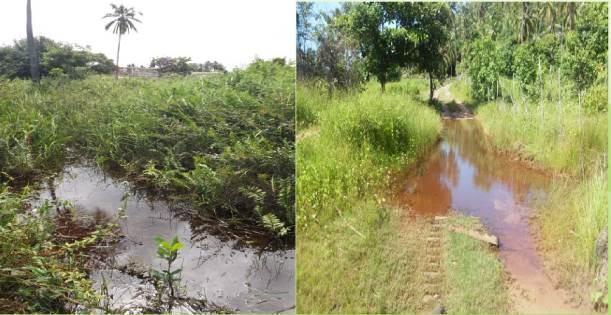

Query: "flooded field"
(395, 119), (577, 312)
(36, 166), (295, 313)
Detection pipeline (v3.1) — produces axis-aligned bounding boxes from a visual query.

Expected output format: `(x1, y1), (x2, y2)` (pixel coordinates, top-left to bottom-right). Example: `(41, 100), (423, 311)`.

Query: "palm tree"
(562, 2), (577, 31)
(539, 2), (557, 34)
(103, 4), (142, 79)
(26, 0), (40, 83)
(518, 3), (534, 43)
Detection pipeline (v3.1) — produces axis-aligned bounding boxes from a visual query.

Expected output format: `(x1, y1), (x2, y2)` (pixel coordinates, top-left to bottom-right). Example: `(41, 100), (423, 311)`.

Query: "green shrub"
(532, 33), (560, 68)
(465, 37), (502, 100)
(512, 43), (540, 96)
(561, 31), (598, 92)
(583, 84), (608, 113)
(497, 39), (516, 77)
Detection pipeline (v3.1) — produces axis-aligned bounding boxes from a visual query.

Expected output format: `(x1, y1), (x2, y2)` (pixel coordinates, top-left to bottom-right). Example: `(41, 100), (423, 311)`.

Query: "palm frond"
(104, 20), (115, 31)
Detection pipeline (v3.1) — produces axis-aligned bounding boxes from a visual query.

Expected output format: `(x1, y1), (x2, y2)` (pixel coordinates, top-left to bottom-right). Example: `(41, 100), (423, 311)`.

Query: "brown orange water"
(395, 119), (580, 312)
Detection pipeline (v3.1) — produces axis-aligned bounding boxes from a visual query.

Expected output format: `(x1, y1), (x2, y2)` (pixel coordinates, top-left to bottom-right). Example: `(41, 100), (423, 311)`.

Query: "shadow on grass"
(461, 98), (485, 113)
(428, 99), (444, 115)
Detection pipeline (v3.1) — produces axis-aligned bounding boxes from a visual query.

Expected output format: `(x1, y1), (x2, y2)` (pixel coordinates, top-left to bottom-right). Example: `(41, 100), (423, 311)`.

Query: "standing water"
(37, 166), (294, 313)
(395, 119), (579, 313)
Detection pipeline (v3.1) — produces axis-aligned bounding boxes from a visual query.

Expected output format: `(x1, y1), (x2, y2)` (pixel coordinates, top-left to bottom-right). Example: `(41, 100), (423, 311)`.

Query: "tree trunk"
(428, 72), (434, 102)
(26, 0), (40, 83)
(380, 81), (386, 92)
(115, 33), (122, 79)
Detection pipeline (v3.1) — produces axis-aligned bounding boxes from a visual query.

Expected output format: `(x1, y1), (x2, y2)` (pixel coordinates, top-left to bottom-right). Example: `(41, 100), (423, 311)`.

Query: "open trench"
(394, 86), (585, 313)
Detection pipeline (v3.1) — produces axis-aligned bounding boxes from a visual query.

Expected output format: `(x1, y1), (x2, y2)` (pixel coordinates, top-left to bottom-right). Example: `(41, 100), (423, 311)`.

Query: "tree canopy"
(298, 2), (452, 98)
(297, 2), (607, 103)
(0, 37), (114, 79)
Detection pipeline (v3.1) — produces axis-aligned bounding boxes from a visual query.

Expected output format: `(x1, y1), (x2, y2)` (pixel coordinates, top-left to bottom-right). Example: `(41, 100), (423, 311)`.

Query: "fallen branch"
(448, 225), (499, 247)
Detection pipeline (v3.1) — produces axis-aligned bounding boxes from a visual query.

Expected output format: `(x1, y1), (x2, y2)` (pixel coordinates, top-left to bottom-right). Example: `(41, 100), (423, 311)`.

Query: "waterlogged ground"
(395, 119), (582, 313)
(36, 166), (295, 313)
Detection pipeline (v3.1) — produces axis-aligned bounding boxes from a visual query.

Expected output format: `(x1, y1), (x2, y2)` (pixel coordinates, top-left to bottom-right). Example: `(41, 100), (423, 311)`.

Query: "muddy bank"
(394, 119), (583, 313)
(36, 166), (295, 313)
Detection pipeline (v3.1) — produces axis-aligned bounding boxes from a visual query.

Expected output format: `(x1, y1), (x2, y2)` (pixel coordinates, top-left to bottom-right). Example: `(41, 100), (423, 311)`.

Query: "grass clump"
(537, 165), (607, 283)
(297, 78), (441, 313)
(298, 202), (432, 313)
(444, 215), (509, 314)
(0, 187), (114, 313)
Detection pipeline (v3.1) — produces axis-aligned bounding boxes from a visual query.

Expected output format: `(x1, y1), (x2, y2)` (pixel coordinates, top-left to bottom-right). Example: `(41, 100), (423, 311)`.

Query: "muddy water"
(37, 166), (294, 313)
(395, 120), (578, 312)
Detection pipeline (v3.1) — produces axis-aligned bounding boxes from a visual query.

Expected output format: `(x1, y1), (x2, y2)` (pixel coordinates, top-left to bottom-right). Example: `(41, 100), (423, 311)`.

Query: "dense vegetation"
(0, 59), (294, 312)
(1, 58), (294, 232)
(150, 57), (227, 75)
(450, 3), (607, 303)
(297, 1), (607, 312)
(297, 79), (441, 313)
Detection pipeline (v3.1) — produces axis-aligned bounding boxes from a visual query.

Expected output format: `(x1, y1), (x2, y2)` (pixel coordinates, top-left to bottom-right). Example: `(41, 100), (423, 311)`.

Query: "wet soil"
(394, 117), (585, 313)
(434, 84), (474, 120)
(36, 166), (295, 313)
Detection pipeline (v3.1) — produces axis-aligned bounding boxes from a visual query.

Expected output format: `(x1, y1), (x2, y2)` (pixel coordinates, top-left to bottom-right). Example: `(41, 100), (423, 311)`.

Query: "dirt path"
(427, 85), (588, 314)
(433, 84), (474, 120)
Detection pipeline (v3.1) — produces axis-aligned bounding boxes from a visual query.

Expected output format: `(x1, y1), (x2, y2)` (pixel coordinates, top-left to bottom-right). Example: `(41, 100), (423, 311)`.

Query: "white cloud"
(0, 0), (295, 69)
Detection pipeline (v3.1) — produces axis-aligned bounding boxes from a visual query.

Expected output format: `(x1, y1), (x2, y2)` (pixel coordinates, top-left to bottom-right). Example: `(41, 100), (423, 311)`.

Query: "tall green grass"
(475, 77), (606, 175)
(0, 60), (294, 233)
(538, 164), (607, 279)
(297, 79), (441, 312)
(297, 80), (440, 227)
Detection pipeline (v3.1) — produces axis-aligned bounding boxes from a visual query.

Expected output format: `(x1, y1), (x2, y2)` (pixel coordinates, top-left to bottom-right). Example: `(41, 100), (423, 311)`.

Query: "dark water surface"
(395, 120), (575, 311)
(37, 166), (294, 313)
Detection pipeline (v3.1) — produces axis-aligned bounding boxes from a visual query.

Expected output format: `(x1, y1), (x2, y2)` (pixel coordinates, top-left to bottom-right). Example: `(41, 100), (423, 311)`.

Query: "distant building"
(118, 66), (159, 78)
(117, 67), (223, 78)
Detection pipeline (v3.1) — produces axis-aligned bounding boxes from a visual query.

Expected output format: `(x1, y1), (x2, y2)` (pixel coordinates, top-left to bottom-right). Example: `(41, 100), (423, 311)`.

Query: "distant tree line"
(191, 60), (227, 73)
(149, 57), (227, 76)
(0, 37), (229, 80)
(0, 37), (115, 79)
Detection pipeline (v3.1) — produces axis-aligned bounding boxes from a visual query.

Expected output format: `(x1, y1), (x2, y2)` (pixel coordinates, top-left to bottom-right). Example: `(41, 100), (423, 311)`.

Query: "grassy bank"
(0, 59), (294, 233)
(451, 75), (607, 295)
(443, 215), (509, 314)
(297, 78), (442, 313)
(0, 60), (294, 312)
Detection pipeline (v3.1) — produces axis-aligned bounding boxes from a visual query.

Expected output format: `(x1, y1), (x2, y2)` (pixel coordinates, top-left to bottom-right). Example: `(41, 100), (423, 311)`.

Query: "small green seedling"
(151, 236), (183, 312)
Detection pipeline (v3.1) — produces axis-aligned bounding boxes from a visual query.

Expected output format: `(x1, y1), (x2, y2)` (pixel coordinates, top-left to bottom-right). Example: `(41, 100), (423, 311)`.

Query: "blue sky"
(313, 2), (340, 14)
(300, 2), (341, 51)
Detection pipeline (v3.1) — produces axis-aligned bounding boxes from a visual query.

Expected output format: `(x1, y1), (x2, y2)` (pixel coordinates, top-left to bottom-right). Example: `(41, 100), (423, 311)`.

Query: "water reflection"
(395, 119), (567, 309)
(396, 119), (547, 219)
(37, 166), (294, 313)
